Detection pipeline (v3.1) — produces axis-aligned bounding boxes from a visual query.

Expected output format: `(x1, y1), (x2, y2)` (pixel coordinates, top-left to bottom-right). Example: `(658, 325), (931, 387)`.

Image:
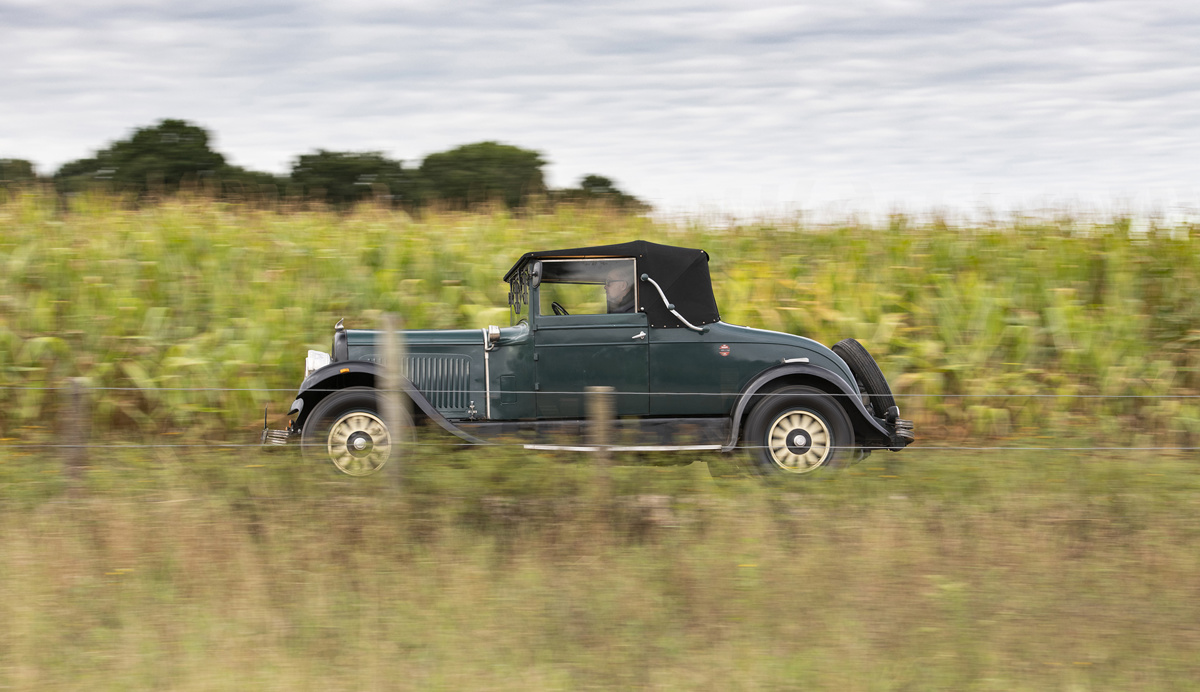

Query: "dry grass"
(2, 445), (1198, 690)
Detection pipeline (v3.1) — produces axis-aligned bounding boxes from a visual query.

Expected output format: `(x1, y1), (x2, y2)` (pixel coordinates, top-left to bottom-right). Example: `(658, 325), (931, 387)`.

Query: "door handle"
(632, 331), (647, 340)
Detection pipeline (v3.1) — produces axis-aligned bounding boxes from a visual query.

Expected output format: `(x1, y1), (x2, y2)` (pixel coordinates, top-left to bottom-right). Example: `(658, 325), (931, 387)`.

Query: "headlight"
(305, 350), (331, 378)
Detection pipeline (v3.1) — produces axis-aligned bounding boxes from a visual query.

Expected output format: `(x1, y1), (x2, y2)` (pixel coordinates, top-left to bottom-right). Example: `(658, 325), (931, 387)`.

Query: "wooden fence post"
(586, 386), (614, 494)
(380, 313), (408, 489)
(63, 377), (90, 493)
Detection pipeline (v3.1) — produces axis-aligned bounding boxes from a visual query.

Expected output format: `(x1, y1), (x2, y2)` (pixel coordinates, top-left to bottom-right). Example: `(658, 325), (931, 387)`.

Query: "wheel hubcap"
(347, 431), (373, 456)
(785, 428), (812, 455)
(327, 411), (391, 476)
(767, 409), (831, 473)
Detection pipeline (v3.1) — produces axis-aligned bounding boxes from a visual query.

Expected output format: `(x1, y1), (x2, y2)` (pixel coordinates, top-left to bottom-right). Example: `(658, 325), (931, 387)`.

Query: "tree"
(419, 141), (545, 209)
(580, 174), (618, 195)
(53, 119), (260, 197)
(289, 150), (416, 208)
(0, 158), (37, 187)
(216, 165), (286, 197)
(554, 174), (649, 212)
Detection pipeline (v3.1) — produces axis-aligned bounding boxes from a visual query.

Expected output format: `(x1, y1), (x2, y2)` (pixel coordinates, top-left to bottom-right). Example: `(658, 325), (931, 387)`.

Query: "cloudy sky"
(3, 0), (1198, 214)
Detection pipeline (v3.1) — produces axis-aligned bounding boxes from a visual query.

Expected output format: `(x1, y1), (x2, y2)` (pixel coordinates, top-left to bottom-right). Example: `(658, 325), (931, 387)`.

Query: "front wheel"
(301, 387), (411, 477)
(743, 385), (855, 479)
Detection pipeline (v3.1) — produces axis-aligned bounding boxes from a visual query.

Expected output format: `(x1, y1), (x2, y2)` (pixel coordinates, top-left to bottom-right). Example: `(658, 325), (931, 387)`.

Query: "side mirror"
(530, 261), (542, 288)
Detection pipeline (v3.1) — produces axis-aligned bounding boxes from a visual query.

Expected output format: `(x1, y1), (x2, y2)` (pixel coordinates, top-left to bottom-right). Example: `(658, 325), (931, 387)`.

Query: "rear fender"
(291, 361), (486, 445)
(723, 363), (892, 451)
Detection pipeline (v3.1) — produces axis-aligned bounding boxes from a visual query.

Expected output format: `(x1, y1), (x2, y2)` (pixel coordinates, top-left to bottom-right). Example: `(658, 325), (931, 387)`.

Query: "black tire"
(831, 338), (896, 419)
(301, 387), (411, 477)
(743, 385), (855, 479)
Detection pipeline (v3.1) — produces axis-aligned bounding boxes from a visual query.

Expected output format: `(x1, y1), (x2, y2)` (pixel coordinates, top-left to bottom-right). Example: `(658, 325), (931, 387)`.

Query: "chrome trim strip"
(523, 444), (722, 452)
(481, 328), (492, 420)
(782, 357), (810, 363)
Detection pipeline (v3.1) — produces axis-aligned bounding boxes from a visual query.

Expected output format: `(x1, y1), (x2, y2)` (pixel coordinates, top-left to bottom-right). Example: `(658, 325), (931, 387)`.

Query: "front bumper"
(883, 405), (915, 450)
(890, 417), (915, 450)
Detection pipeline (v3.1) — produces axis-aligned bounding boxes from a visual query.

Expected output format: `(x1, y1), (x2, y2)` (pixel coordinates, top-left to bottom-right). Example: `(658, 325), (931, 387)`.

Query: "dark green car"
(264, 240), (914, 478)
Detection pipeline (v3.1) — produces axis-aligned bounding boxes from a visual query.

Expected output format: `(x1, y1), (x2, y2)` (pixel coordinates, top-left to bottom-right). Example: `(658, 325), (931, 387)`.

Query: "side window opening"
(537, 258), (637, 316)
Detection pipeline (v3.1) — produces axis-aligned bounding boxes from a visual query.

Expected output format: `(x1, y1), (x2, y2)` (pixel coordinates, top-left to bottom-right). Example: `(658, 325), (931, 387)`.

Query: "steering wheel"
(551, 301), (570, 316)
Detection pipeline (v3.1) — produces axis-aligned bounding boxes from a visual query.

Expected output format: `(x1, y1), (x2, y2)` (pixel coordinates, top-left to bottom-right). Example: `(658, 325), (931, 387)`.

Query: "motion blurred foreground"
(3, 448), (1198, 688)
(2, 192), (1199, 687)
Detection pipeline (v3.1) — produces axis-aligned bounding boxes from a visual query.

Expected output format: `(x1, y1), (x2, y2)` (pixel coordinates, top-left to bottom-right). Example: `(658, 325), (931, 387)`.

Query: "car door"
(532, 259), (649, 418)
(534, 312), (649, 418)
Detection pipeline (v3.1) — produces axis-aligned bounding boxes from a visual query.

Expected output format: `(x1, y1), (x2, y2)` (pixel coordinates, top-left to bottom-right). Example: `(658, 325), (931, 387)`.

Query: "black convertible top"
(504, 240), (721, 329)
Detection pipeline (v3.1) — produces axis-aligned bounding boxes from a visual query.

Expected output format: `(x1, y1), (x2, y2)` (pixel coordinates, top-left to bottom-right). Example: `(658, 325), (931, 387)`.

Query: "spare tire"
(831, 339), (896, 419)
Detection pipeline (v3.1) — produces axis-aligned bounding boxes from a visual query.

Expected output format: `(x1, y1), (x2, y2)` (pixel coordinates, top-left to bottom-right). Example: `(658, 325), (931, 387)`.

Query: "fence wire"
(0, 385), (1196, 399)
(0, 441), (1195, 453)
(0, 385), (1197, 452)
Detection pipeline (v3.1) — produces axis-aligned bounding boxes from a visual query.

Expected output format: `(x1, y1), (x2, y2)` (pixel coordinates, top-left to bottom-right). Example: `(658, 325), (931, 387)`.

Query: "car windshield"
(538, 258), (637, 316)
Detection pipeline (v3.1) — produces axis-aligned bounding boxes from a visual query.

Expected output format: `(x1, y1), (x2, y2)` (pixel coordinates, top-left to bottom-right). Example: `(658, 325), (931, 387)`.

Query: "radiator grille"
(406, 354), (471, 411)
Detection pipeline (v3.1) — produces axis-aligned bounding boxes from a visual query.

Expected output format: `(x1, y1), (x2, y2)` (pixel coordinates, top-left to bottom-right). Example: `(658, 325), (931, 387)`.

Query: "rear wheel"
(301, 387), (411, 477)
(743, 385), (854, 479)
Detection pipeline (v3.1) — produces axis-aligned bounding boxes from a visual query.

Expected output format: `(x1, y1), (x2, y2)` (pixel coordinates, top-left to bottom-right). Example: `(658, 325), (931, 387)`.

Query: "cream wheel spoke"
(766, 406), (833, 474)
(326, 410), (391, 476)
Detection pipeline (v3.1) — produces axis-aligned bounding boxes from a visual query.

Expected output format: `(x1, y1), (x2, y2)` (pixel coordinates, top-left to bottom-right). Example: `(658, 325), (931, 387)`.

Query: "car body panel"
(727, 362), (897, 450)
(533, 312), (649, 418)
(646, 322), (854, 416)
(345, 328), (487, 419)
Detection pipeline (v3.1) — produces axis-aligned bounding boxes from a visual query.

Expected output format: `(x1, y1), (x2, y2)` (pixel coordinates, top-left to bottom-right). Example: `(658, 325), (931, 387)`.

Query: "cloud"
(2, 0), (1198, 211)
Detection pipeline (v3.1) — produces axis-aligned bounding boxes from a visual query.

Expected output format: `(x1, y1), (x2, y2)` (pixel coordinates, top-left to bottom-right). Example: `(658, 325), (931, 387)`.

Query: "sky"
(3, 0), (1199, 216)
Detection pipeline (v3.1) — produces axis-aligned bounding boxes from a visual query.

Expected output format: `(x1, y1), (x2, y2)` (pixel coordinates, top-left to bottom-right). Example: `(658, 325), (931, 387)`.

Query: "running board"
(523, 444), (723, 453)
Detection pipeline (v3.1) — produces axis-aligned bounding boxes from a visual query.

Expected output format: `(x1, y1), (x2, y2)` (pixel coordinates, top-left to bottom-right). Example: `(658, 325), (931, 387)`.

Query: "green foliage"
(0, 158), (38, 186)
(53, 119), (229, 196)
(580, 174), (615, 193)
(216, 164), (285, 197)
(289, 150), (417, 209)
(45, 121), (640, 210)
(553, 174), (649, 211)
(1, 192), (1199, 444)
(419, 141), (546, 208)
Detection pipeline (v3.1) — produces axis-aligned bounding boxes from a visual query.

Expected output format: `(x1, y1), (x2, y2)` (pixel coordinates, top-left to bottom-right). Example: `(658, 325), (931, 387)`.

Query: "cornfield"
(2, 191), (1197, 443)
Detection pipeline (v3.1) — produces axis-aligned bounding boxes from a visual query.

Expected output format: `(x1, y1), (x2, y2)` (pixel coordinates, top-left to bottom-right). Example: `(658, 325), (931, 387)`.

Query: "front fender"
(723, 363), (893, 451)
(291, 361), (486, 445)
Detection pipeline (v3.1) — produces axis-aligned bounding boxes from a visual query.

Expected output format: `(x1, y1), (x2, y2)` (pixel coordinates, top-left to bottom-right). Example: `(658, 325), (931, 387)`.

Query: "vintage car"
(264, 240), (914, 478)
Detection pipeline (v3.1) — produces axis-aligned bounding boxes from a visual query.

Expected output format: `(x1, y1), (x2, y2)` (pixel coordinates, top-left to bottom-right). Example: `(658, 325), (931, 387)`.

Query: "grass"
(2, 443), (1198, 689)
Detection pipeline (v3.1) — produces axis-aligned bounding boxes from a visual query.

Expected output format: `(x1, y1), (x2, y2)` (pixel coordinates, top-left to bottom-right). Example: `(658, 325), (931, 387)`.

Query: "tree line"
(1, 119), (647, 211)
